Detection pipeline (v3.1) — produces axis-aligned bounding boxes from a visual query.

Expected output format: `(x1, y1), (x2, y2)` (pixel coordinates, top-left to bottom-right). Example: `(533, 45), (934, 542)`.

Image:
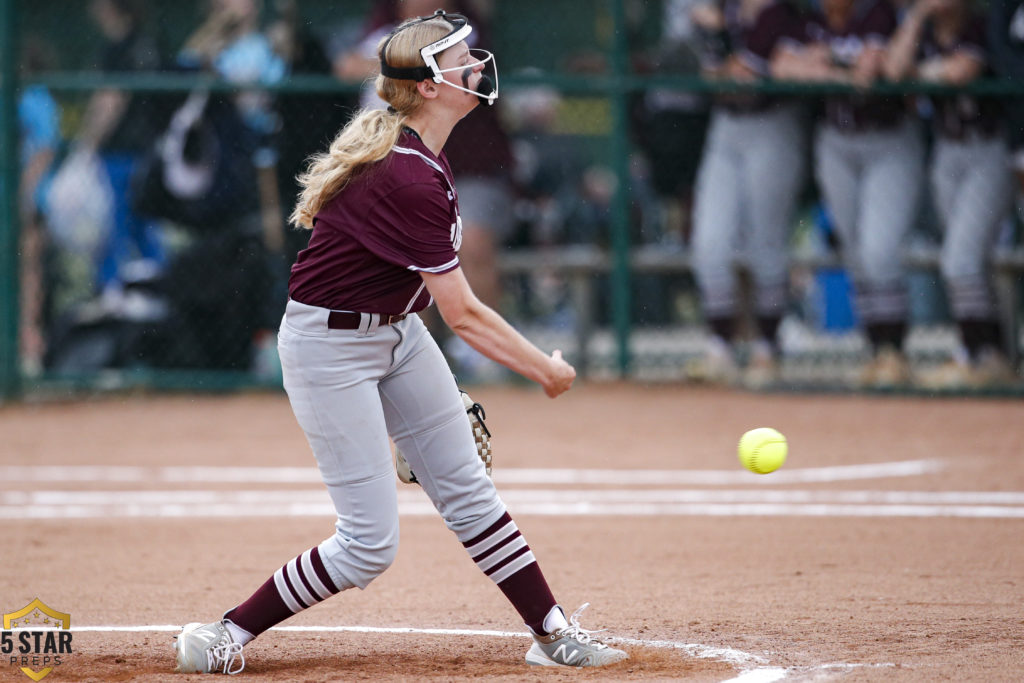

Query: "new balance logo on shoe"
(552, 643), (580, 664)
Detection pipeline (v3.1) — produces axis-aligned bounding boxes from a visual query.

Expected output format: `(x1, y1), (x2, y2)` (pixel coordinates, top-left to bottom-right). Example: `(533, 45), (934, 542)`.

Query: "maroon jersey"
(288, 129), (462, 314)
(804, 0), (906, 130)
(716, 0), (804, 112)
(919, 15), (1003, 140)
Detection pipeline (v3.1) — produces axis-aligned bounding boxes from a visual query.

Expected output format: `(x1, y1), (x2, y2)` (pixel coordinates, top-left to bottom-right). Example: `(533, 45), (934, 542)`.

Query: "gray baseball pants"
(692, 104), (807, 321)
(815, 119), (925, 324)
(277, 299), (506, 591)
(930, 136), (1014, 320)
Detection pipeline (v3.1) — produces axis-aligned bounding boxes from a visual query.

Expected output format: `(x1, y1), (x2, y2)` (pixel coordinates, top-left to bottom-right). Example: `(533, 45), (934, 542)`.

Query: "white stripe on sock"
(273, 567), (304, 614)
(301, 550), (333, 601)
(286, 557), (317, 608)
(476, 535), (528, 573)
(488, 551), (536, 585)
(465, 521), (517, 558)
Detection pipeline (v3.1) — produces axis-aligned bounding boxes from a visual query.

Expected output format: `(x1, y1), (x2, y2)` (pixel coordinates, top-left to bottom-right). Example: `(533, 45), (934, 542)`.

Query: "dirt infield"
(1, 384), (1023, 682)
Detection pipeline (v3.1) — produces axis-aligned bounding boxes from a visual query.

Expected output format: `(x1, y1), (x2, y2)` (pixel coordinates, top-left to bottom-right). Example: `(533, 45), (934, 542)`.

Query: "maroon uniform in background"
(797, 0), (925, 386)
(919, 15), (1003, 140)
(913, 7), (1015, 385)
(805, 0), (906, 130)
(688, 0), (810, 387)
(715, 0), (805, 112)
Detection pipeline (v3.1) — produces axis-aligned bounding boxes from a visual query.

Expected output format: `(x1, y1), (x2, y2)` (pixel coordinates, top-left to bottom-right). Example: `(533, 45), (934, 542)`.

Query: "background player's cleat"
(174, 621), (245, 675)
(917, 350), (1017, 390)
(685, 338), (740, 386)
(858, 347), (912, 389)
(525, 603), (628, 668)
(742, 343), (779, 390)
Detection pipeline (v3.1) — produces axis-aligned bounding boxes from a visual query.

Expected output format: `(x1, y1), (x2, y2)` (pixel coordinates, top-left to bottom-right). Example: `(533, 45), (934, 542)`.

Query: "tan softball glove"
(395, 389), (492, 484)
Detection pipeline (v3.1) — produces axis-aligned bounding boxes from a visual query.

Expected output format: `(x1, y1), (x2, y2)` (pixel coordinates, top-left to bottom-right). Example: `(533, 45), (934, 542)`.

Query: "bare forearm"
(442, 301), (553, 386)
(884, 12), (926, 81)
(78, 90), (128, 149)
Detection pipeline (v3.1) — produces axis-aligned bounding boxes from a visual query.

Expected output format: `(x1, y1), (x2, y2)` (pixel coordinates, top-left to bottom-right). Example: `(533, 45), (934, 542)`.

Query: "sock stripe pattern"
(274, 547), (339, 615)
(463, 514), (536, 586)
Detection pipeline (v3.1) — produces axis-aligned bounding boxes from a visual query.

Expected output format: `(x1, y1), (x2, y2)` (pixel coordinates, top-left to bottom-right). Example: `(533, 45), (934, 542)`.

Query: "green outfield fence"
(2, 0), (1024, 400)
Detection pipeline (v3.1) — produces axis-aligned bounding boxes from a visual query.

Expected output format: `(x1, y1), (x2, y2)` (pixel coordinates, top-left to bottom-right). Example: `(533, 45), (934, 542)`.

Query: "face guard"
(379, 9), (499, 106)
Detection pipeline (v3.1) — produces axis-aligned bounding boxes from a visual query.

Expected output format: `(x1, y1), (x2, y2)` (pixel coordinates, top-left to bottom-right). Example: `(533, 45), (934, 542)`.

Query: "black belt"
(327, 311), (407, 330)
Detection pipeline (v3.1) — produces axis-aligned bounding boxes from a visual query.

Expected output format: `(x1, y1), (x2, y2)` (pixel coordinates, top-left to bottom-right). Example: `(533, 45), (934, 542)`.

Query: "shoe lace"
(556, 603), (609, 650)
(208, 640), (245, 675)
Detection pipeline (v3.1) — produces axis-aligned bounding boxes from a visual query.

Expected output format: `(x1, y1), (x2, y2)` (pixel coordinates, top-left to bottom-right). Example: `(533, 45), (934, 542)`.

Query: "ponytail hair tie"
(387, 105), (398, 114)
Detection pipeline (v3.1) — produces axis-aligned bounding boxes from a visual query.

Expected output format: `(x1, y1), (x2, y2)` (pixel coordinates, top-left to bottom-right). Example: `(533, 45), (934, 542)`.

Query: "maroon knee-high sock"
(462, 512), (557, 635)
(224, 546), (340, 638)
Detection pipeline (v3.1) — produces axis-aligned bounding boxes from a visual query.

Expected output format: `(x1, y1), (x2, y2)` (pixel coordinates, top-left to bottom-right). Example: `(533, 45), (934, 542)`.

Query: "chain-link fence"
(2, 0), (1023, 398)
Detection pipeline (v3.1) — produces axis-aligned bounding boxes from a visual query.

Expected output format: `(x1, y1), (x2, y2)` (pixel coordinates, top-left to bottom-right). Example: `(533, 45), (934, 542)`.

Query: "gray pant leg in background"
(692, 109), (745, 319)
(816, 121), (925, 324)
(931, 137), (1014, 320)
(741, 105), (807, 315)
(692, 105), (807, 320)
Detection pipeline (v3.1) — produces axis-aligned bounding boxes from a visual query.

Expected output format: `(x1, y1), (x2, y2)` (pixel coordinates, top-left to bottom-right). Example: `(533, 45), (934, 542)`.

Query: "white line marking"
(721, 669), (788, 683)
(498, 460), (944, 485)
(5, 489), (1024, 505)
(65, 625), (763, 664)
(2, 487), (1023, 519)
(63, 624), (895, 681)
(0, 459), (944, 485)
(2, 502), (1022, 519)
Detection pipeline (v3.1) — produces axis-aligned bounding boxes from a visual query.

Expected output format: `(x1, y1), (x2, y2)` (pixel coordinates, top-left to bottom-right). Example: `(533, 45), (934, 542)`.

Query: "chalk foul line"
(61, 624), (893, 682)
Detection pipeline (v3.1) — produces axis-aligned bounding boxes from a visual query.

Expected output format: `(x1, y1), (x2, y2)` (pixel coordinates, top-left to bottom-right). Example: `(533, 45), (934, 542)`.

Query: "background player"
(776, 0), (924, 388)
(688, 0), (809, 388)
(173, 10), (627, 674)
(885, 0), (1017, 388)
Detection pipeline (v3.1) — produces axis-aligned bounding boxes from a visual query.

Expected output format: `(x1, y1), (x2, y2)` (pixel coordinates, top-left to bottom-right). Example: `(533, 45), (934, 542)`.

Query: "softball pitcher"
(173, 11), (627, 674)
(778, 0), (925, 387)
(689, 0), (809, 387)
(886, 0), (1016, 387)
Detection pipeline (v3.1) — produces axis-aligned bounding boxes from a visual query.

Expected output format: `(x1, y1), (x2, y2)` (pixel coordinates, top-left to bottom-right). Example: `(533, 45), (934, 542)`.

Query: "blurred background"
(2, 0), (1023, 398)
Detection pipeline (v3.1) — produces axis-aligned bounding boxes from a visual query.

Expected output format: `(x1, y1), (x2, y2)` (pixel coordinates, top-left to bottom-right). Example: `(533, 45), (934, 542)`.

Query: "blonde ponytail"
(289, 15), (455, 229)
(289, 109), (406, 228)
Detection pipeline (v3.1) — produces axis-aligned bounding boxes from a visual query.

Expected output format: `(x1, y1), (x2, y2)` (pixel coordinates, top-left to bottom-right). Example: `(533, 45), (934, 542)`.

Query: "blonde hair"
(290, 16), (454, 229)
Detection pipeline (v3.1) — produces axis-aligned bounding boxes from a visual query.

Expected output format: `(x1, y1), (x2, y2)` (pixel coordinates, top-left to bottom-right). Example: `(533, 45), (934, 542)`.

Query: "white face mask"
(432, 49), (499, 106)
(379, 11), (500, 106)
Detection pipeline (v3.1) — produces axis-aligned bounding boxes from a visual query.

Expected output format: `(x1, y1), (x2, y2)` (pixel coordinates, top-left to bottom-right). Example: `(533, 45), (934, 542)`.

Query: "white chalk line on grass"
(0, 459), (943, 485)
(63, 624), (892, 682)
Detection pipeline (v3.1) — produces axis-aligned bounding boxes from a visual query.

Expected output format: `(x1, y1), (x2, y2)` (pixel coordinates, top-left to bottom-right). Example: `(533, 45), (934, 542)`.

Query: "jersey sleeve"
(739, 3), (800, 75)
(362, 182), (461, 274)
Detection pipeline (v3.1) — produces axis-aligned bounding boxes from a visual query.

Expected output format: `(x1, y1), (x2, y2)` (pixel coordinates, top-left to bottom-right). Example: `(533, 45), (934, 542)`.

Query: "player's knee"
(321, 520), (400, 588)
(357, 534), (399, 581)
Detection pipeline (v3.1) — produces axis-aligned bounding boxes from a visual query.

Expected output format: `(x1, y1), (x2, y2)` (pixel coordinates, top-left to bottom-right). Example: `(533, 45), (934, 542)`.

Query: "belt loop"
(357, 312), (380, 337)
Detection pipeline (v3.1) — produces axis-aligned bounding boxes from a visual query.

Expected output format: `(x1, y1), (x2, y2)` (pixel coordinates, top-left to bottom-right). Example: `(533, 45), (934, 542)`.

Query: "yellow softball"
(738, 427), (787, 474)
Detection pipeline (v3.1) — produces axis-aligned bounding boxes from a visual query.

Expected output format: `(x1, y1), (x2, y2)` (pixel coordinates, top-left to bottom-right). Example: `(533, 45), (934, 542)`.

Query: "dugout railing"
(3, 0), (1024, 398)
(495, 244), (1024, 381)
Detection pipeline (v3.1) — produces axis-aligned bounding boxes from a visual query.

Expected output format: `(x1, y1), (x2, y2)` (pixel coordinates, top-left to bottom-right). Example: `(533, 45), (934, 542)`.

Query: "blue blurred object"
(813, 203), (857, 332)
(817, 268), (857, 331)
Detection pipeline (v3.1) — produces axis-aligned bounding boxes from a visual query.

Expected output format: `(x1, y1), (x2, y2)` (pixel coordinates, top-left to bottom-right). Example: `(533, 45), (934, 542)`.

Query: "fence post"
(0, 0), (21, 400)
(608, 0), (632, 375)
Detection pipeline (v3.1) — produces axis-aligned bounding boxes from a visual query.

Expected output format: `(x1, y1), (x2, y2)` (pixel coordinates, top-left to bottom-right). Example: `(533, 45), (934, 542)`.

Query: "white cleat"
(525, 603), (628, 668)
(174, 621), (245, 675)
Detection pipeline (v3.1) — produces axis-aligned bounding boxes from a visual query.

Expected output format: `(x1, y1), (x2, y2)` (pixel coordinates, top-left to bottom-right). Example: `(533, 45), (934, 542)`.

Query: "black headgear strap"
(379, 9), (468, 82)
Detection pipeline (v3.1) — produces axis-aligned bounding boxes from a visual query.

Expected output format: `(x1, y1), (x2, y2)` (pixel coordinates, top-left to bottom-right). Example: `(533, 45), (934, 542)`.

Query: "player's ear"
(417, 79), (439, 99)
